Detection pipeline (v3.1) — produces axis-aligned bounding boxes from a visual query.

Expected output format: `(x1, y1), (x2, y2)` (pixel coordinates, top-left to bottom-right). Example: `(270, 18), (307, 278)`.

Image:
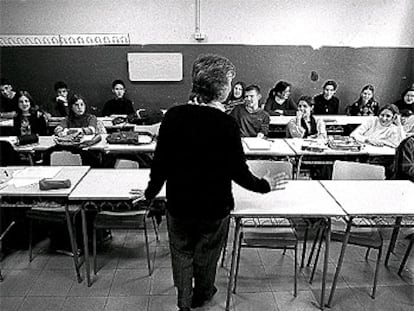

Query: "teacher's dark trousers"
(167, 212), (229, 309)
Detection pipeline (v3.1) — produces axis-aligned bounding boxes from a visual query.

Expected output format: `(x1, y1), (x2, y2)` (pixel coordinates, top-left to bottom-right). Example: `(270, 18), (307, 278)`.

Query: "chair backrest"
(134, 123), (161, 136)
(50, 151), (82, 166)
(332, 160), (385, 180)
(114, 159), (139, 169)
(247, 160), (293, 180)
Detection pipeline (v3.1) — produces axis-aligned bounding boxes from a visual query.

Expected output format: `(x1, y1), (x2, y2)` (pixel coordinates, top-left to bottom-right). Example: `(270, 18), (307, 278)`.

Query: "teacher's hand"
(263, 171), (288, 191)
(130, 188), (146, 204)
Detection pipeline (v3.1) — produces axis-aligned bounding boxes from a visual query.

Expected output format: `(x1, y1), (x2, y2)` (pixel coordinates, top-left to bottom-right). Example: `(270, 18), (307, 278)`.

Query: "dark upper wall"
(1, 45), (413, 115)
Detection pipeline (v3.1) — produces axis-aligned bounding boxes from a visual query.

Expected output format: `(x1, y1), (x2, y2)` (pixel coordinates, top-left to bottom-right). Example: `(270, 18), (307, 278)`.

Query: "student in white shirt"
(351, 104), (405, 148)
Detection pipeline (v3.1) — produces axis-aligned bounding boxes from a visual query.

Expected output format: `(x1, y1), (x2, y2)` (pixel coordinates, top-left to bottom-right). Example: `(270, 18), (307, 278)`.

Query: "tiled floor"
(1, 222), (413, 311)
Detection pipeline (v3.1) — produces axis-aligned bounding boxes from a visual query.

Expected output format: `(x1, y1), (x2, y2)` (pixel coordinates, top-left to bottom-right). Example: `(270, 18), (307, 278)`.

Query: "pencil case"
(39, 178), (71, 190)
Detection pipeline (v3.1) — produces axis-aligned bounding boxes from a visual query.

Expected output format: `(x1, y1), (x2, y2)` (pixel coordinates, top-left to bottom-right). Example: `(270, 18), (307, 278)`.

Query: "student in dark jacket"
(102, 79), (135, 116)
(131, 54), (287, 311)
(393, 87), (414, 115)
(313, 80), (340, 114)
(13, 90), (47, 136)
(52, 81), (70, 117)
(264, 80), (297, 116)
(0, 78), (19, 119)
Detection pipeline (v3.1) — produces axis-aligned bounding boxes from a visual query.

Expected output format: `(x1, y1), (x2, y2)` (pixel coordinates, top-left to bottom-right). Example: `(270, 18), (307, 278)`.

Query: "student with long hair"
(286, 95), (327, 139)
(346, 84), (379, 116)
(350, 104), (405, 148)
(264, 81), (297, 115)
(13, 90), (47, 136)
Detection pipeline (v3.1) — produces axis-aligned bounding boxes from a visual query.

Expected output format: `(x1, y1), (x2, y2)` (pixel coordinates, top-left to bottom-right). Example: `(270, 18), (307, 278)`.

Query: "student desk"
(320, 180), (414, 308)
(0, 166), (90, 283)
(284, 138), (395, 177)
(269, 115), (370, 126)
(68, 169), (165, 286)
(242, 137), (296, 157)
(269, 115), (370, 137)
(226, 181), (346, 311)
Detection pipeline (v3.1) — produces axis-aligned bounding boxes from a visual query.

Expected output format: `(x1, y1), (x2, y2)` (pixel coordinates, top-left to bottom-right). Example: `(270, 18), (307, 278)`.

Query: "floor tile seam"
(106, 262), (119, 298)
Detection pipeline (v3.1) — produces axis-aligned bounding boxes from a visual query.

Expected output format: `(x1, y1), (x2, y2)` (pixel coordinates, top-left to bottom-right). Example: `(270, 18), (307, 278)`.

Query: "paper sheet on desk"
(243, 138), (271, 150)
(7, 178), (41, 188)
(13, 167), (61, 179)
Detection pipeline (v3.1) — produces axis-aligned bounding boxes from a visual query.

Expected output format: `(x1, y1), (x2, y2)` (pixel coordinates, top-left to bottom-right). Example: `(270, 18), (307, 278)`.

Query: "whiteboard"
(127, 52), (183, 81)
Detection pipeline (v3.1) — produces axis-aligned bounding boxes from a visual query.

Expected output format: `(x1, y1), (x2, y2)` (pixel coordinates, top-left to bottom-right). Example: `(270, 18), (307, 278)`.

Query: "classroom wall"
(2, 0), (414, 47)
(1, 0), (413, 114)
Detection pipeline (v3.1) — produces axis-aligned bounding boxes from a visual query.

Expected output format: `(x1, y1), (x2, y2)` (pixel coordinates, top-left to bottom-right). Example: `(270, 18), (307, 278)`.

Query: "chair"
(0, 221), (15, 281)
(50, 151), (82, 166)
(92, 166), (160, 276)
(231, 160), (298, 296)
(309, 160), (385, 298)
(27, 151), (82, 276)
(114, 159), (139, 169)
(398, 233), (413, 275)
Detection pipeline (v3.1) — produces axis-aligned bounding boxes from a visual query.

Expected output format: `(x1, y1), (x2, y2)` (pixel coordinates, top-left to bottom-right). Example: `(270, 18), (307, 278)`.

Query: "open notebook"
(243, 137), (272, 150)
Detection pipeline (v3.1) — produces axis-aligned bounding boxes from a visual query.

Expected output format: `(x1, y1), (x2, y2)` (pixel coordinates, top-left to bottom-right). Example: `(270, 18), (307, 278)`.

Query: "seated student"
(224, 81), (246, 113)
(52, 81), (70, 117)
(401, 110), (414, 134)
(350, 104), (406, 148)
(0, 78), (18, 118)
(13, 90), (47, 136)
(286, 95), (327, 139)
(54, 94), (98, 136)
(346, 84), (380, 116)
(392, 135), (414, 181)
(313, 80), (340, 114)
(393, 87), (414, 115)
(230, 84), (270, 137)
(102, 79), (135, 116)
(264, 81), (297, 116)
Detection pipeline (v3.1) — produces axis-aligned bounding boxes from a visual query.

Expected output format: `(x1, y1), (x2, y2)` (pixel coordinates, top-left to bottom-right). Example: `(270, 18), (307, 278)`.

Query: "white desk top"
(242, 138), (295, 156)
(0, 166), (90, 197)
(232, 180), (345, 217)
(284, 138), (395, 156)
(321, 180), (414, 216)
(0, 136), (56, 152)
(270, 115), (371, 126)
(69, 169), (165, 201)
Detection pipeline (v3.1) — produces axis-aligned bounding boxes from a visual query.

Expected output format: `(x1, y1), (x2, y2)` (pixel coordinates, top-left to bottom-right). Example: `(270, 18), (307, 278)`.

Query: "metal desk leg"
(64, 204), (82, 283)
(320, 218), (331, 310)
(296, 155), (303, 180)
(385, 216), (402, 266)
(327, 217), (352, 308)
(81, 206), (91, 287)
(225, 217), (242, 311)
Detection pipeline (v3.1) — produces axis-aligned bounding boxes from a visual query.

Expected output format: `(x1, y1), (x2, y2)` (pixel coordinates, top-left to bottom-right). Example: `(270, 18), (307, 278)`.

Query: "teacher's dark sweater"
(145, 104), (270, 220)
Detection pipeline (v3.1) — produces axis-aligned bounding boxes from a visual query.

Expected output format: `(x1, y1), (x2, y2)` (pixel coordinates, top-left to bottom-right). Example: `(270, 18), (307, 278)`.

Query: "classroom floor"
(0, 222), (413, 311)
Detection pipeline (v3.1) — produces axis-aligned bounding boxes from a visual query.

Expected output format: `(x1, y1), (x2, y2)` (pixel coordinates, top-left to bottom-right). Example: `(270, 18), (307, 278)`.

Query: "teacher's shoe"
(191, 286), (218, 308)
